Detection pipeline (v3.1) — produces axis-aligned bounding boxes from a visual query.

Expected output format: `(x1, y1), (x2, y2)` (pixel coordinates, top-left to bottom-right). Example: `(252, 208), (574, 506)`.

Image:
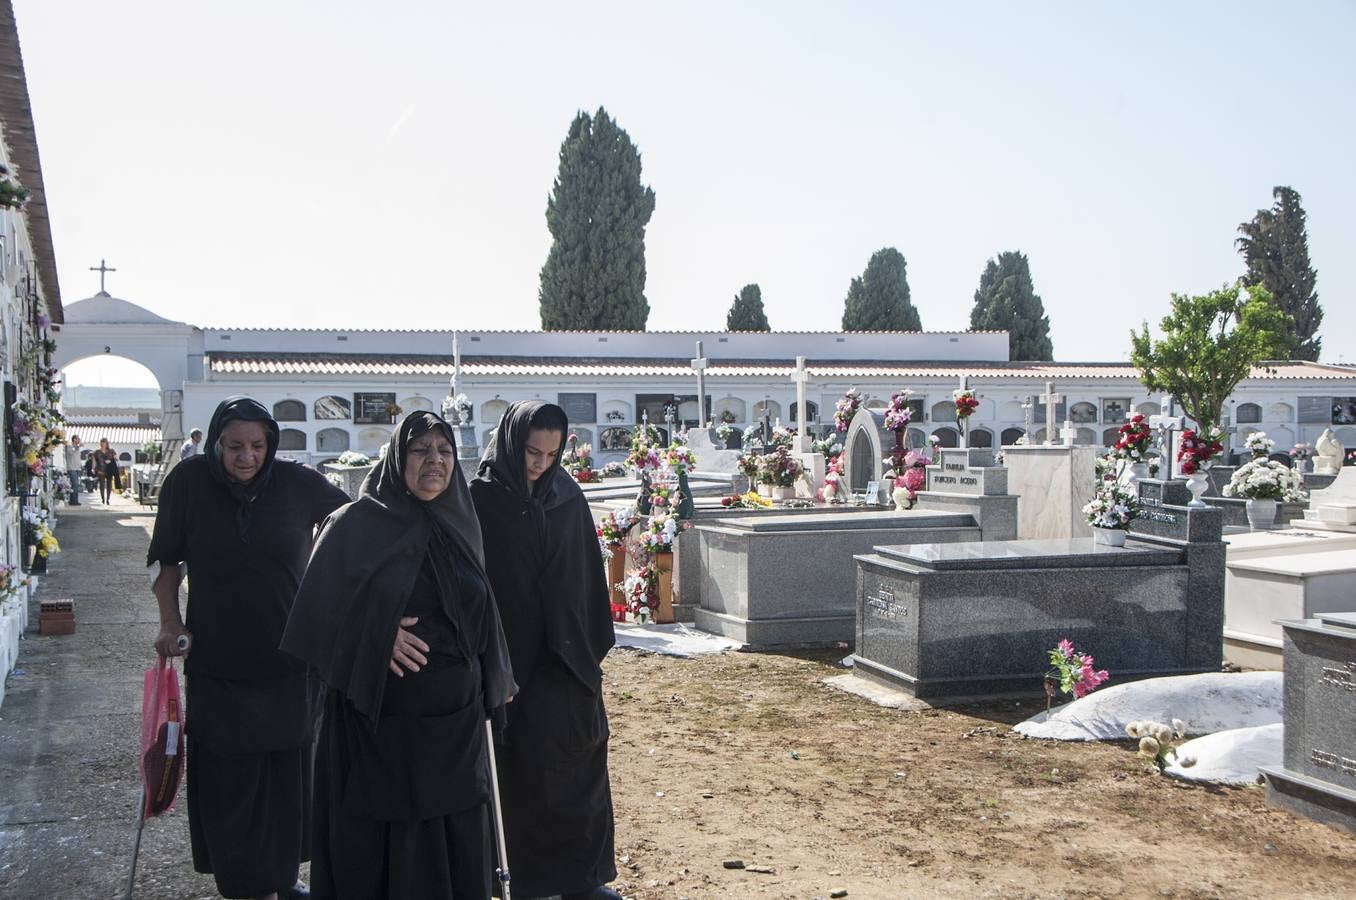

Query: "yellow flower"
(38, 533), (60, 557)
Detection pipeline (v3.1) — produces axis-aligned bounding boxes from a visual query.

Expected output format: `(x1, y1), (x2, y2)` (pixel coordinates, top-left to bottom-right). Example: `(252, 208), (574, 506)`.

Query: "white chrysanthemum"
(1139, 736), (1160, 757)
(1152, 724), (1174, 744)
(1172, 719), (1186, 738)
(1126, 721), (1142, 738)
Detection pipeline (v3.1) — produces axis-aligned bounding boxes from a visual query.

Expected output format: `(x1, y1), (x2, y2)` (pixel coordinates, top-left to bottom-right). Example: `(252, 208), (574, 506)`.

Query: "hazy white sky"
(15, 0), (1356, 389)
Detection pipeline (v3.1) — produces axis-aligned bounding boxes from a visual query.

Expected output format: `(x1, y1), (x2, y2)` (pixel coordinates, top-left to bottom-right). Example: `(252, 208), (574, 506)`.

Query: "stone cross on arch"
(89, 258), (116, 293)
(1039, 381), (1064, 446)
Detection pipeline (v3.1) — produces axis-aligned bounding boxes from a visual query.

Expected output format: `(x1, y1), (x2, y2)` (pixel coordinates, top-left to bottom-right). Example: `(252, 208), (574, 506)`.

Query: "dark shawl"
(472, 401), (614, 691)
(146, 396), (348, 751)
(282, 411), (515, 723)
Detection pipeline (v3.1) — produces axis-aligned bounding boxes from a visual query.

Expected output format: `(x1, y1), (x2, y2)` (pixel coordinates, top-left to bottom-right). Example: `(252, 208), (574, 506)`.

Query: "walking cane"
(485, 718), (512, 900)
(123, 791), (146, 900)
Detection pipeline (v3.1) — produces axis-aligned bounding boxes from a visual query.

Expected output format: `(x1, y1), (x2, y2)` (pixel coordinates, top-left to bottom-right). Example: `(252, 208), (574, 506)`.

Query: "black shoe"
(563, 887), (623, 900)
(282, 881), (310, 899)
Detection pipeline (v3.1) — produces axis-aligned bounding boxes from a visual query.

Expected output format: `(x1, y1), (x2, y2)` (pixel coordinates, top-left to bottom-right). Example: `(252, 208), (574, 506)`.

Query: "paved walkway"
(0, 494), (221, 898)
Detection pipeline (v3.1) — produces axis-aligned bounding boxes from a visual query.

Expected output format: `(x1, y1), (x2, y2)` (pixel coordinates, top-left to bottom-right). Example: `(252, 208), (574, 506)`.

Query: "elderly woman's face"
(524, 428), (563, 486)
(404, 430), (455, 501)
(220, 420), (269, 483)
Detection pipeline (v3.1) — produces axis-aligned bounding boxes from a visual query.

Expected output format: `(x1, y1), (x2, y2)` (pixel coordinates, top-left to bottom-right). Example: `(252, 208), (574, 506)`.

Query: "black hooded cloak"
(283, 411), (515, 899)
(470, 401), (617, 897)
(145, 396), (348, 898)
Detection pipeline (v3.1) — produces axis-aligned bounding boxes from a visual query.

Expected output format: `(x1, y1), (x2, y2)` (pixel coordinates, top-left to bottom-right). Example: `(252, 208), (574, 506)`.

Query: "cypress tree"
(969, 251), (1054, 361)
(539, 107), (656, 330)
(726, 283), (770, 331)
(1236, 186), (1322, 360)
(840, 247), (921, 331)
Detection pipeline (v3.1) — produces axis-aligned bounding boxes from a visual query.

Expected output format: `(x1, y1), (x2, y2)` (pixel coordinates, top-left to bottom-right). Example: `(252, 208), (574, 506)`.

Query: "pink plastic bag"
(138, 656), (185, 818)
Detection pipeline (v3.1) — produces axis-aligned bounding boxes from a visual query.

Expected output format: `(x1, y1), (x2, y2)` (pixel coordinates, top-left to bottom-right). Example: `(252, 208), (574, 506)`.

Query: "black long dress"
(471, 401), (617, 898)
(283, 411), (516, 900)
(146, 399), (347, 899)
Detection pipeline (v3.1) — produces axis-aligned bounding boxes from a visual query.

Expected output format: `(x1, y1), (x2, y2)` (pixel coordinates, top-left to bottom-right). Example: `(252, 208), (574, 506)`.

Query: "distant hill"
(63, 386), (161, 410)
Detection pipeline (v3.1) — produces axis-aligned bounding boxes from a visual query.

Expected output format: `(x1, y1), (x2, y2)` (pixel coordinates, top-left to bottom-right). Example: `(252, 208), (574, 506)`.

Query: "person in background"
(181, 427), (204, 460)
(94, 437), (120, 504)
(63, 433), (82, 505)
(471, 400), (620, 900)
(147, 397), (348, 900)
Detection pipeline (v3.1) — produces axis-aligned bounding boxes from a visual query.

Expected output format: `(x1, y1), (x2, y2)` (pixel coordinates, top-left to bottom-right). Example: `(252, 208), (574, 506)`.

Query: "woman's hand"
(154, 623), (192, 658)
(390, 616), (429, 677)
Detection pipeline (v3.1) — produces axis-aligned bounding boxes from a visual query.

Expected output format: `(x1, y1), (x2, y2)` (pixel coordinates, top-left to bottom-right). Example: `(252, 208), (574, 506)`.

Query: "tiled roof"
(68, 425), (162, 446)
(206, 353), (1356, 382)
(204, 327), (1006, 336)
(0, 2), (61, 321)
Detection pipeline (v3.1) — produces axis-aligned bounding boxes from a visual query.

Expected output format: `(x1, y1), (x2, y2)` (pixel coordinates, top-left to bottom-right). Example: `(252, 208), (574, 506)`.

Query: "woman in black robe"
(282, 411), (516, 899)
(470, 401), (620, 900)
(147, 397), (349, 899)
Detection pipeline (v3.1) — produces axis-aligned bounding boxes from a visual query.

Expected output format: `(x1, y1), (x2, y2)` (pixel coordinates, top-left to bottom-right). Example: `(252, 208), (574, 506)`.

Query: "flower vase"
(1093, 527), (1127, 547)
(892, 486), (911, 512)
(757, 482), (772, 498)
(1185, 471), (1210, 508)
(606, 547), (626, 611)
(890, 430), (907, 473)
(771, 485), (795, 501)
(732, 472), (750, 495)
(1128, 462), (1150, 487)
(653, 552), (675, 624)
(1297, 459), (1311, 474)
(676, 470), (695, 520)
(30, 550), (47, 574)
(1245, 498), (1278, 531)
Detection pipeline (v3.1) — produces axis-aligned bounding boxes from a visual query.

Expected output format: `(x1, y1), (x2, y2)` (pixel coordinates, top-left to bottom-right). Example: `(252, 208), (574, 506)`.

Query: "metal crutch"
(485, 718), (512, 900)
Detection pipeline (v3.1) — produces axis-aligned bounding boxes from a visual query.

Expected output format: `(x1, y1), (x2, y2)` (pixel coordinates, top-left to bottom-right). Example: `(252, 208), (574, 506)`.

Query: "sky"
(13, 1), (1356, 389)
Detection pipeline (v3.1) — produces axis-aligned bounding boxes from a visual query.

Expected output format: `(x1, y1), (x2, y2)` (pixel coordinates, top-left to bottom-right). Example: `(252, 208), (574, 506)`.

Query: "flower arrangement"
(1126, 719), (1187, 772)
(715, 422), (735, 446)
(639, 513), (683, 554)
(719, 410), (737, 424)
(597, 506), (637, 546)
(0, 563), (29, 603)
(665, 444), (697, 474)
(736, 453), (761, 480)
(623, 564), (661, 621)
(0, 170), (29, 210)
(1113, 414), (1152, 463)
(21, 506), (60, 558)
(1176, 427), (1224, 475)
(383, 401), (403, 417)
(899, 449), (930, 503)
(1043, 638), (1110, 710)
(834, 388), (863, 434)
(1290, 443), (1313, 462)
(1221, 458), (1306, 502)
(10, 399), (66, 478)
(625, 424), (664, 472)
(721, 491), (774, 509)
(1082, 481), (1140, 530)
(600, 461), (627, 478)
(605, 410), (626, 422)
(953, 389), (979, 426)
(451, 393), (472, 414)
(334, 451), (372, 467)
(811, 436), (841, 460)
(883, 390), (913, 432)
(571, 467), (599, 483)
(1244, 431), (1275, 458)
(564, 434), (595, 480)
(51, 469), (71, 501)
(757, 446), (803, 487)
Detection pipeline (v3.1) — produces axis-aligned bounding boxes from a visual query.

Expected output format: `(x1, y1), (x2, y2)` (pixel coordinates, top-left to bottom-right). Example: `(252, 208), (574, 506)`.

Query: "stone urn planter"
(1245, 498), (1279, 531)
(1093, 527), (1128, 547)
(323, 463), (376, 500)
(771, 485), (796, 501)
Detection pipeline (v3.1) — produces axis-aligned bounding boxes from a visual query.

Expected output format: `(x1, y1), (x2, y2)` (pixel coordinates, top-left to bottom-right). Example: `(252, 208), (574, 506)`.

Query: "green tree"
(841, 247), (921, 331)
(968, 251), (1053, 361)
(726, 283), (770, 331)
(539, 107), (656, 330)
(1236, 186), (1322, 360)
(1130, 283), (1291, 435)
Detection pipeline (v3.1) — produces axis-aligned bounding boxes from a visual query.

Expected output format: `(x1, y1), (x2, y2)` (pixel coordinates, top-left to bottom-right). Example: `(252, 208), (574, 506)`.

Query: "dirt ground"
(599, 647), (1355, 900)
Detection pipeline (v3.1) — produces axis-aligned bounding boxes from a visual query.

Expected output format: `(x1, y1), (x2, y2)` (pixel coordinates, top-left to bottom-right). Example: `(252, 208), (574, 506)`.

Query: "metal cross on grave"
(792, 356), (813, 450)
(1147, 396), (1185, 473)
(690, 341), (709, 427)
(1039, 382), (1064, 446)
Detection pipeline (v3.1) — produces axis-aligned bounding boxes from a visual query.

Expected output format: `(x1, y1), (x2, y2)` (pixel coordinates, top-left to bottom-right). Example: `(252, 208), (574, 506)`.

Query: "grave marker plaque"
(558, 392), (598, 424)
(353, 392), (397, 424)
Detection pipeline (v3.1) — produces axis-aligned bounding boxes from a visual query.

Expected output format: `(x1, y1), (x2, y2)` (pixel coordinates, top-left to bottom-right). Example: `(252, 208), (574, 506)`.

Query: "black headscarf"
(203, 396), (280, 542)
(477, 400), (580, 513)
(283, 411), (514, 722)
